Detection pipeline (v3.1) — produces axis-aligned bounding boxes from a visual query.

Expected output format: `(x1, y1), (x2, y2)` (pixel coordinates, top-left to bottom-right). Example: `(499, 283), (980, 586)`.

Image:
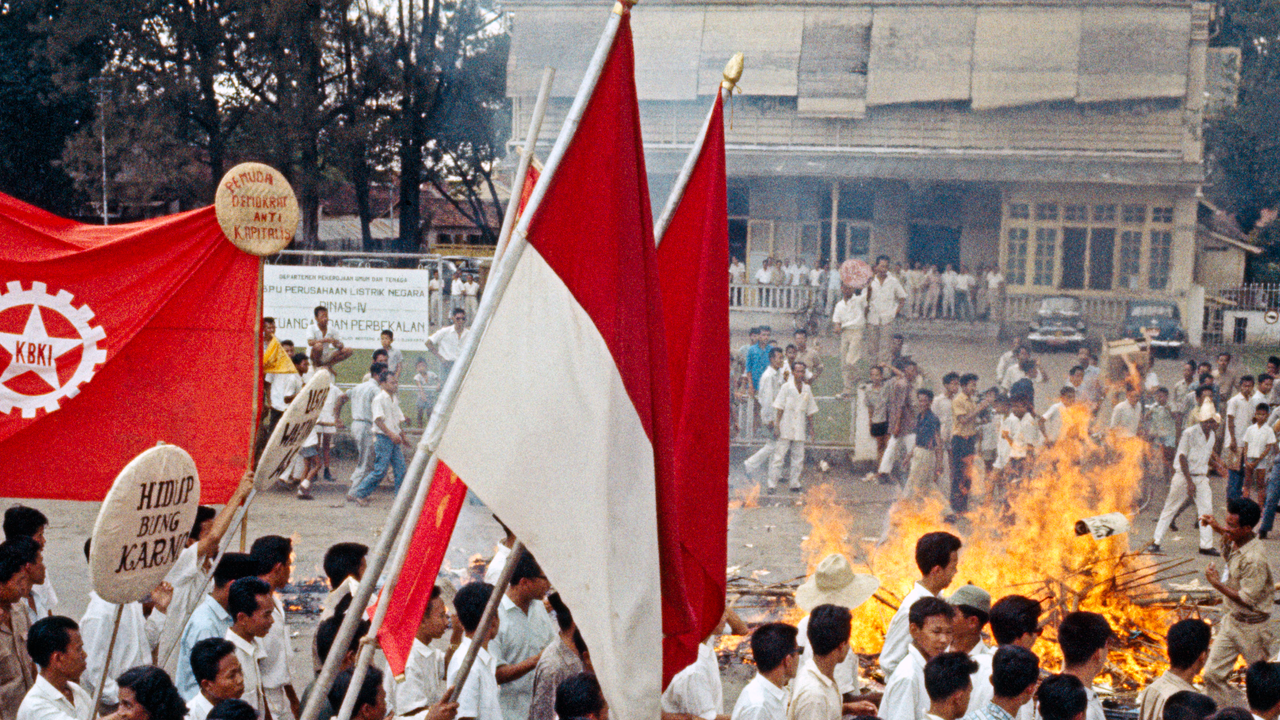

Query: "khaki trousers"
(1204, 614), (1273, 707)
(840, 327), (864, 393)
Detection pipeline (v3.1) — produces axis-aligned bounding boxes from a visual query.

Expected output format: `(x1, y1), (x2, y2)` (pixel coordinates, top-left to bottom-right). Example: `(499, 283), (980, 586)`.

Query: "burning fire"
(804, 402), (1191, 690)
(730, 483), (761, 510)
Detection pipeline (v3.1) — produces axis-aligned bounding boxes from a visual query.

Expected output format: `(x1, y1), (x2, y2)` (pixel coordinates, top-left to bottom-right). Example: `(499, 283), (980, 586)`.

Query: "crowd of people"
(729, 256), (1006, 323)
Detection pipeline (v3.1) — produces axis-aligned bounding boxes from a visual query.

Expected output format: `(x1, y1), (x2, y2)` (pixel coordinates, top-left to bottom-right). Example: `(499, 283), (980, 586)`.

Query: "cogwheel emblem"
(0, 281), (107, 418)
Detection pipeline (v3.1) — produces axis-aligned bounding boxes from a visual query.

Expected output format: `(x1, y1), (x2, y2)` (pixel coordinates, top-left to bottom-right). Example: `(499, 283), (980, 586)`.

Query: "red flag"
(655, 91), (730, 679)
(377, 462), (468, 676)
(518, 161), (541, 215)
(0, 193), (258, 502)
(433, 10), (693, 720)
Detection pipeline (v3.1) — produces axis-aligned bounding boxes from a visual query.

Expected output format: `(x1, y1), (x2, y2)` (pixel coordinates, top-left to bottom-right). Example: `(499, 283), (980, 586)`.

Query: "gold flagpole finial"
(722, 53), (744, 91)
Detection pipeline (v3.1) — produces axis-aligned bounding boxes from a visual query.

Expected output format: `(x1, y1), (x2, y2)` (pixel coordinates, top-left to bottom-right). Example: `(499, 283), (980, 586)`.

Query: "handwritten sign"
(255, 369), (333, 490)
(215, 163), (300, 256)
(90, 444), (201, 604)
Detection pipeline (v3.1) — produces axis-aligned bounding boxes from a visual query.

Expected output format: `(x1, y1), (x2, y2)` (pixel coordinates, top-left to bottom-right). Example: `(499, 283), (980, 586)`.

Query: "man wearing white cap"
(1148, 400), (1223, 555)
(794, 555), (880, 711)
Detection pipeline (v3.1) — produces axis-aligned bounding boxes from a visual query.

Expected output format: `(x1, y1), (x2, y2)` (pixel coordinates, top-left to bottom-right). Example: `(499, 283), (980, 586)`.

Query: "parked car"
(1026, 295), (1087, 351)
(1121, 300), (1186, 357)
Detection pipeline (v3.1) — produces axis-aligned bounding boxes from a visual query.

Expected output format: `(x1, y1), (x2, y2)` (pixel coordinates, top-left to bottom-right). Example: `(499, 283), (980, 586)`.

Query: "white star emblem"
(0, 305), (86, 391)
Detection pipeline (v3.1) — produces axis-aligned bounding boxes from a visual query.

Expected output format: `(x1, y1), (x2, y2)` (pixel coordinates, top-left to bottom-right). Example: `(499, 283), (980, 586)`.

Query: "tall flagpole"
(653, 53), (740, 248)
(313, 6), (637, 719)
(328, 67), (556, 720)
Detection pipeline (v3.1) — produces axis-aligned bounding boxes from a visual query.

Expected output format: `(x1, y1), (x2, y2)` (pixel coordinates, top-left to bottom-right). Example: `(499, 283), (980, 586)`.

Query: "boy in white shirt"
(187, 638), (246, 720)
(882, 597), (957, 720)
(413, 358), (439, 428)
(224, 578), (276, 720)
(744, 349), (786, 482)
(307, 306), (353, 371)
(447, 583), (503, 720)
(770, 361), (820, 492)
(347, 371), (410, 506)
(1001, 396), (1041, 484)
(1041, 386), (1075, 445)
(394, 587), (450, 715)
(316, 383), (343, 484)
(1243, 403), (1277, 502)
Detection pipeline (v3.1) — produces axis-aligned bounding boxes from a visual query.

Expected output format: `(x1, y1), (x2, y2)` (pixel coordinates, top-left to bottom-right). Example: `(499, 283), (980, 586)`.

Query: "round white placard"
(214, 163), (299, 256)
(255, 369), (333, 490)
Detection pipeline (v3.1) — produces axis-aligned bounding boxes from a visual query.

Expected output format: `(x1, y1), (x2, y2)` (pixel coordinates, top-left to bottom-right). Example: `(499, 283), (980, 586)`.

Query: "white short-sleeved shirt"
(773, 382), (819, 442)
(226, 629), (268, 720)
(463, 281), (480, 298)
(1109, 400), (1142, 437)
(1176, 425), (1216, 476)
(396, 639), (446, 714)
(881, 645), (928, 720)
(831, 294), (867, 329)
(867, 275), (908, 325)
(81, 595), (152, 705)
(661, 642), (723, 720)
(186, 694), (215, 720)
(1244, 423), (1277, 460)
(1004, 413), (1041, 459)
(428, 326), (471, 363)
(880, 583), (936, 676)
(756, 268), (773, 285)
(490, 595), (556, 720)
(452, 278), (465, 296)
(270, 374), (302, 412)
(16, 676), (93, 720)
(796, 614), (860, 695)
(319, 385), (343, 427)
(730, 674), (786, 720)
(1042, 402), (1066, 443)
(260, 596), (294, 720)
(447, 637), (502, 720)
(385, 347), (404, 375)
(373, 389), (405, 437)
(756, 367), (785, 414)
(307, 324), (342, 364)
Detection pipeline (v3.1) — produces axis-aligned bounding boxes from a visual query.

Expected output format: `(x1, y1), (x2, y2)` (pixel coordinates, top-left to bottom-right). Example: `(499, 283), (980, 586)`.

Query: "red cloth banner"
(377, 461), (468, 676)
(656, 93), (731, 677)
(0, 193), (259, 502)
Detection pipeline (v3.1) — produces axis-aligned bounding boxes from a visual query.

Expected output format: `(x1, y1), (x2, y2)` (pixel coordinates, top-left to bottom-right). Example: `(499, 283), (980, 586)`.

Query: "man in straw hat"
(794, 554), (880, 712)
(788, 605), (874, 720)
(1148, 400), (1225, 555)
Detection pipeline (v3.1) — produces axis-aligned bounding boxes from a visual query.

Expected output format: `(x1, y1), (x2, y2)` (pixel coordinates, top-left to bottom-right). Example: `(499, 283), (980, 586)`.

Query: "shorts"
(300, 445), (319, 458)
(870, 421), (889, 438)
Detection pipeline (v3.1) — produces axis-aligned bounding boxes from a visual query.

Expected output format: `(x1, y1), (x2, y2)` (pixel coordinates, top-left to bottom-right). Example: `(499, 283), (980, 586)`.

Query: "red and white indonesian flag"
(433, 9), (692, 720)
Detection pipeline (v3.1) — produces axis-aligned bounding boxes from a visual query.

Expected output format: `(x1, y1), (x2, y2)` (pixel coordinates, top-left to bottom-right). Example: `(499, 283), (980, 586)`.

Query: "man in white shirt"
(448, 583), (503, 720)
(793, 554), (879, 707)
(176, 554), (259, 700)
(250, 537), (297, 720)
(882, 597), (957, 720)
(941, 265), (958, 319)
(428, 309), (472, 379)
(1109, 387), (1143, 438)
(224, 578), (275, 720)
(955, 268), (975, 322)
(2, 509), (56, 622)
(1243, 404), (1277, 502)
(826, 262), (842, 316)
(307, 306), (353, 371)
(866, 256), (908, 366)
(490, 554), (555, 720)
(1226, 376), (1262, 502)
(78, 540), (163, 711)
(462, 275), (481, 318)
(345, 362), (388, 494)
(348, 371), (410, 506)
(730, 258), (747, 284)
(1149, 402), (1221, 554)
(396, 587), (450, 715)
(187, 638), (246, 720)
(881, 533), (961, 677)
(788, 605), (873, 720)
(831, 286), (868, 399)
(745, 349), (786, 482)
(1041, 387), (1076, 445)
(946, 586), (991, 713)
(17, 617), (92, 720)
(923, 652), (978, 720)
(661, 639), (725, 720)
(770, 362), (820, 492)
(730, 623), (797, 720)
(1057, 612), (1112, 720)
(451, 275), (466, 312)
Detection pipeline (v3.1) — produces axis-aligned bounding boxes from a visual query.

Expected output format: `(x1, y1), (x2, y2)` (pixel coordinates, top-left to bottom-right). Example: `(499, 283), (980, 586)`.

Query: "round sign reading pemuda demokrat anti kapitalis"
(90, 444), (201, 604)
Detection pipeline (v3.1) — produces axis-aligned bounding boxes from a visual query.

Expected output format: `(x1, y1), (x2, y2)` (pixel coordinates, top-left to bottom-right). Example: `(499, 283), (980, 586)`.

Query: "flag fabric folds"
(655, 91), (731, 678)
(263, 337), (297, 374)
(433, 10), (692, 720)
(0, 193), (259, 502)
(376, 462), (468, 676)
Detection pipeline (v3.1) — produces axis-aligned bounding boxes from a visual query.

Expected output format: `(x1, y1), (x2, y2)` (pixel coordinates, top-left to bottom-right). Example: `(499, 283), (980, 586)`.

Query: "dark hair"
(316, 598), (370, 663)
(991, 645), (1040, 699)
(547, 593), (574, 632)
(909, 597), (955, 628)
(1167, 619), (1212, 670)
(452, 308), (467, 318)
(1259, 403), (1272, 415)
(990, 596), (1041, 645)
(1248, 662), (1280, 713)
(377, 370), (394, 384)
(794, 328), (807, 337)
(190, 638), (237, 685)
(368, 362), (388, 378)
(751, 622), (799, 673)
(1069, 365), (1085, 376)
(3, 506), (47, 540)
(213, 553), (258, 590)
(960, 373), (979, 386)
(330, 666), (383, 716)
(917, 388), (935, 403)
(314, 306), (328, 317)
(1163, 691), (1217, 720)
(915, 532), (962, 576)
(208, 700), (257, 720)
(1271, 356), (1280, 368)
(117, 666), (188, 720)
(1242, 375), (1257, 386)
(1037, 674), (1087, 720)
(555, 673), (605, 719)
(1229, 497), (1263, 529)
(768, 347), (783, 360)
(955, 603), (988, 628)
(291, 352), (308, 365)
(454, 582), (494, 633)
(382, 329), (394, 340)
(324, 543), (368, 587)
(0, 542), (27, 583)
(263, 317), (275, 325)
(942, 372), (960, 386)
(3, 537), (39, 566)
(1260, 374), (1274, 385)
(876, 254), (891, 265)
(1060, 386), (1077, 397)
(27, 616), (77, 667)
(227, 577), (272, 622)
(250, 535), (291, 577)
(924, 651), (978, 702)
(1058, 611), (1112, 666)
(190, 507), (216, 541)
(807, 604), (852, 656)
(1205, 709), (1251, 720)
(510, 552), (545, 585)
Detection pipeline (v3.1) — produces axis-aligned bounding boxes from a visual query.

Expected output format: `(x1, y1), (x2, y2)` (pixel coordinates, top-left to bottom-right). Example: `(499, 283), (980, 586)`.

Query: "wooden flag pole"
(445, 543), (525, 703)
(244, 257), (263, 554)
(329, 66), (558, 720)
(89, 604), (124, 714)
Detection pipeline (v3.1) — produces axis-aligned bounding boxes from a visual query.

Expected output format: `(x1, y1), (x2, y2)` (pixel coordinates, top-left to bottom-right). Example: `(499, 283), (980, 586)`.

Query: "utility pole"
(91, 78), (110, 225)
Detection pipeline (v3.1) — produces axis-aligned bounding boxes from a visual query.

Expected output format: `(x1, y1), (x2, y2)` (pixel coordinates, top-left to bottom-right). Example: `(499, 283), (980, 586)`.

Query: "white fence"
(730, 283), (827, 311)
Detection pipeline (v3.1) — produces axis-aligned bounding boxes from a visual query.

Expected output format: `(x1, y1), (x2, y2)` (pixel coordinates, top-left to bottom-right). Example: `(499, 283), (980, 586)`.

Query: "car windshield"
(1038, 298), (1080, 314)
(1130, 304), (1174, 317)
